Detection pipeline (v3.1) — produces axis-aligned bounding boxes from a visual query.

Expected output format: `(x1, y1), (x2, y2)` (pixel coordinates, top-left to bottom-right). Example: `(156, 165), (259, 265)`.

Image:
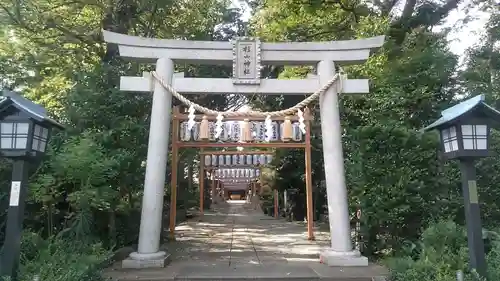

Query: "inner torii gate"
(103, 30), (384, 268)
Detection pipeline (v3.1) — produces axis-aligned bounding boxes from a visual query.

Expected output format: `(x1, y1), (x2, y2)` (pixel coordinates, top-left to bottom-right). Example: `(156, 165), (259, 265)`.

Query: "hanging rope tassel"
(199, 116), (210, 140)
(282, 116), (293, 141)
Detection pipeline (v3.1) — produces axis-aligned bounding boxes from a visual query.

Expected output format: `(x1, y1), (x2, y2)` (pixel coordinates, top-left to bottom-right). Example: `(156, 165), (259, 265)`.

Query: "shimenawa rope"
(150, 71), (345, 117)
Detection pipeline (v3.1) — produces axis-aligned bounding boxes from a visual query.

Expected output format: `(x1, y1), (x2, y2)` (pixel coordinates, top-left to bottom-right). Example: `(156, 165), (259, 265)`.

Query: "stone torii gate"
(102, 30), (384, 268)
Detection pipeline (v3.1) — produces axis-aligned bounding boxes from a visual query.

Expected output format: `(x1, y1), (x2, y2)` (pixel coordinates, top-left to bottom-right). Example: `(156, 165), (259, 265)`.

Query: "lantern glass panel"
(461, 125), (488, 150)
(0, 122), (30, 150)
(32, 124), (49, 152)
(441, 126), (459, 153)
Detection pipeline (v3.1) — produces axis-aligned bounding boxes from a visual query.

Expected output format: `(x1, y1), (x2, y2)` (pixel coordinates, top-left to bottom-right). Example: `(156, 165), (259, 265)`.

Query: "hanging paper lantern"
(239, 155), (245, 166)
(266, 154), (273, 164)
(211, 155), (217, 166)
(232, 122), (241, 141)
(209, 122), (216, 141)
(204, 155), (211, 166)
(249, 169), (255, 178)
(282, 118), (292, 141)
(259, 154), (266, 165)
(271, 121), (280, 141)
(225, 155), (231, 166)
(292, 122), (302, 141)
(246, 154), (252, 165)
(256, 169), (260, 177)
(253, 154), (259, 164)
(232, 155), (238, 166)
(193, 122), (201, 141)
(180, 122), (191, 141)
(221, 122), (231, 141)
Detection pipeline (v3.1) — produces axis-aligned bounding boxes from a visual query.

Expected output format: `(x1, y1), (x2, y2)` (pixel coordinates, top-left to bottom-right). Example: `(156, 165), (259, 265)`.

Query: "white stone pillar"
(123, 58), (173, 268)
(317, 60), (368, 266)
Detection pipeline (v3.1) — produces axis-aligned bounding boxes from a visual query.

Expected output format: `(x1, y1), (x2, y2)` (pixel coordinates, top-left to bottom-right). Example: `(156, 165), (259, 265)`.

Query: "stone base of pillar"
(122, 251), (171, 269)
(319, 249), (368, 267)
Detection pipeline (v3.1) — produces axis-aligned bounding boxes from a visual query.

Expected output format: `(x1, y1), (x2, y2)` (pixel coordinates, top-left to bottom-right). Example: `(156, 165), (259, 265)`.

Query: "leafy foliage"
(0, 0), (498, 279)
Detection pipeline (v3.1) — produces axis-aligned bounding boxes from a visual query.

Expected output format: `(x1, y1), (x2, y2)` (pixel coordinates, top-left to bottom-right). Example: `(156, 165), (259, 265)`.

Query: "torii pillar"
(102, 30), (384, 268)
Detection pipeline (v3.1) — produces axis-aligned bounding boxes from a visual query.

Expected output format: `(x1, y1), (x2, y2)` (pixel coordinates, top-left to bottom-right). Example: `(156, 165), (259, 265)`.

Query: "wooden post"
(169, 106), (180, 240)
(199, 148), (205, 215)
(211, 175), (216, 204)
(274, 189), (279, 218)
(305, 108), (315, 240)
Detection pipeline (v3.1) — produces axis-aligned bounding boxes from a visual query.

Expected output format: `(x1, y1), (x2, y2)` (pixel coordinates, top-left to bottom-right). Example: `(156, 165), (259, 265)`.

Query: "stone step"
(105, 263), (387, 281)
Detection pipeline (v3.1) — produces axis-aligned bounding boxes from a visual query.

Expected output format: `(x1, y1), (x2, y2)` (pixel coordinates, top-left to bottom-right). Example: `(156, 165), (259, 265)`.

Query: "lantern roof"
(0, 90), (64, 130)
(423, 94), (500, 132)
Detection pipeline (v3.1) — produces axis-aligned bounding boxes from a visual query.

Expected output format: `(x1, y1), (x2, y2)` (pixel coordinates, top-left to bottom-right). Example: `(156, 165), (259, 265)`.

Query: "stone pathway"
(104, 201), (387, 281)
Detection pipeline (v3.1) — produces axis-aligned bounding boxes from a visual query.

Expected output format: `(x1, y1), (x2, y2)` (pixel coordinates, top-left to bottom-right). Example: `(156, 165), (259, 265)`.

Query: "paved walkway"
(104, 201), (387, 280)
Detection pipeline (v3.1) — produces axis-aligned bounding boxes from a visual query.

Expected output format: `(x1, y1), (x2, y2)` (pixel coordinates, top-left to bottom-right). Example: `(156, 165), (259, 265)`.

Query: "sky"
(439, 2), (489, 59)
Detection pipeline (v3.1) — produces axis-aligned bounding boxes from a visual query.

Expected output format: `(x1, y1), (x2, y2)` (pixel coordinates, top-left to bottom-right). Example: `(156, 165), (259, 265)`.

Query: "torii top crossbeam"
(103, 30), (384, 65)
(102, 30), (384, 96)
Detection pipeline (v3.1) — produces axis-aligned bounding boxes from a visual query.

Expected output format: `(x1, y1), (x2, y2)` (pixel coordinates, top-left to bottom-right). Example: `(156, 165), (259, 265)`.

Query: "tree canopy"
(1, 0), (500, 279)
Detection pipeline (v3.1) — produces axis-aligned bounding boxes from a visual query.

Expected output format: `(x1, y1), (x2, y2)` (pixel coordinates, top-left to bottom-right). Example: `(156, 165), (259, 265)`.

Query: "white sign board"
(9, 181), (21, 206)
(232, 37), (261, 85)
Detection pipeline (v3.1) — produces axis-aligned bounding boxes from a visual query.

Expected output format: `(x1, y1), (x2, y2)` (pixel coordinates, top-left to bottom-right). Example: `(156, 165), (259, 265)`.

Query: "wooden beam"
(177, 142), (306, 148)
(304, 108), (315, 241)
(169, 112), (180, 240)
(120, 76), (369, 96)
(199, 148), (205, 215)
(274, 189), (279, 218)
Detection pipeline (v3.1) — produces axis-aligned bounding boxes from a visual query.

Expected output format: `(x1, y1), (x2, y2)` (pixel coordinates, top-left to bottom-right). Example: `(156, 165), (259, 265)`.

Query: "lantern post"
(0, 91), (64, 280)
(423, 94), (500, 278)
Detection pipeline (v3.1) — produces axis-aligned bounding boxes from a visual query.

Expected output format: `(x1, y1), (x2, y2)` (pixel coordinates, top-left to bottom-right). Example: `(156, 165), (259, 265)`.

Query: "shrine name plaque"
(232, 37), (261, 85)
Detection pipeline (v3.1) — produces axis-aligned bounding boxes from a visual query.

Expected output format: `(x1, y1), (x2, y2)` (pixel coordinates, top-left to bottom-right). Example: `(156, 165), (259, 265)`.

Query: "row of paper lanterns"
(204, 154), (272, 166)
(180, 121), (303, 142)
(214, 168), (260, 178)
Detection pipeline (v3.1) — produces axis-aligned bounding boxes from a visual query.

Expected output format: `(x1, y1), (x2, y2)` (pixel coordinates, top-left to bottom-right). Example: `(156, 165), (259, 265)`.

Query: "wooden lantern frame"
(169, 106), (315, 240)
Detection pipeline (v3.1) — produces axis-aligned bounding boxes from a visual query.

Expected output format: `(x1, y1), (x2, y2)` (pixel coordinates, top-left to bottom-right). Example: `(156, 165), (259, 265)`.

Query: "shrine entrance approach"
(102, 30), (384, 268)
(168, 106), (316, 240)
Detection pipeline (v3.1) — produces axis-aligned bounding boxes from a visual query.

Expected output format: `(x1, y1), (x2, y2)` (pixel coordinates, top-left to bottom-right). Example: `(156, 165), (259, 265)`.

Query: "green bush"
(17, 232), (112, 281)
(387, 221), (500, 281)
